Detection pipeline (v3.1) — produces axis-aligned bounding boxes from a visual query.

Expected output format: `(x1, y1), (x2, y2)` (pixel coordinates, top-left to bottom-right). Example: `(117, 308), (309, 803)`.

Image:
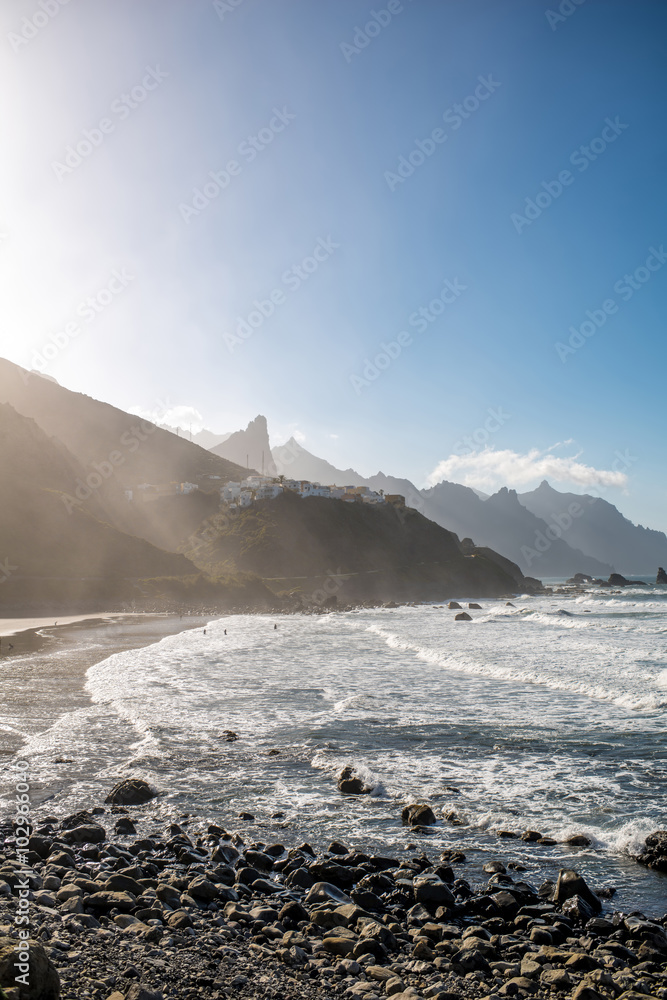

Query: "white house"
(221, 482), (242, 502)
(255, 484), (283, 500)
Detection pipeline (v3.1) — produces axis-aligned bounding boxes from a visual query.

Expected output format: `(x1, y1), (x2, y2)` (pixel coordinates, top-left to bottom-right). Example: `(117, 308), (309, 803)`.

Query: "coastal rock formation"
(454, 611), (472, 621)
(637, 829), (667, 871)
(0, 935), (60, 999)
(608, 573), (648, 587)
(658, 567), (667, 584)
(447, 601), (462, 609)
(401, 803), (437, 827)
(104, 779), (158, 805)
(337, 766), (371, 795)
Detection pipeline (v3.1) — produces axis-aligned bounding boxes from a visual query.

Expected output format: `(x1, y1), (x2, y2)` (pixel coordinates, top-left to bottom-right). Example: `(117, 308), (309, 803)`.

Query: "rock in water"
(637, 829), (667, 871)
(657, 567), (667, 584)
(337, 766), (371, 795)
(401, 803), (437, 827)
(447, 601), (462, 609)
(0, 936), (60, 999)
(454, 612), (472, 621)
(104, 779), (158, 805)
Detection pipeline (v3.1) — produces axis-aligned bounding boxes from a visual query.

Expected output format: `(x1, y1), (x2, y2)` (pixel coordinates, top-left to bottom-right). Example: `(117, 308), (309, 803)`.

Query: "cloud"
(426, 446), (628, 491)
(130, 402), (204, 433)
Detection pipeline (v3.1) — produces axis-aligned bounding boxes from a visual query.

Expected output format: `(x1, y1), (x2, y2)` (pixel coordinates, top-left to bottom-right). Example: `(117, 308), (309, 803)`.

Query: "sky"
(1, 0), (666, 530)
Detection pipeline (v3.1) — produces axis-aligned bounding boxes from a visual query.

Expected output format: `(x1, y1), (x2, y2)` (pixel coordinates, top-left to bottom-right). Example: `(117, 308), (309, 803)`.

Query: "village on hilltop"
(125, 474), (405, 511)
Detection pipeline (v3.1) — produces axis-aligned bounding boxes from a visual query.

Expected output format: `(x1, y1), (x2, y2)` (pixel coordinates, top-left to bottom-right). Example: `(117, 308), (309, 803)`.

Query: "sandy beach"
(0, 614), (139, 639)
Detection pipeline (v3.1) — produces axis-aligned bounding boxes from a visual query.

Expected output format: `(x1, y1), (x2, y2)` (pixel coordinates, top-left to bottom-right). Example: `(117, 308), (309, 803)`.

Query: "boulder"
(401, 803), (437, 827)
(86, 890), (137, 912)
(413, 874), (455, 907)
(337, 766), (371, 795)
(565, 834), (591, 847)
(114, 816), (137, 835)
(562, 893), (596, 924)
(468, 603), (482, 609)
(636, 829), (667, 872)
(61, 823), (106, 845)
(0, 936), (60, 999)
(104, 779), (158, 805)
(447, 601), (462, 609)
(657, 567), (667, 584)
(454, 612), (472, 621)
(554, 869), (601, 912)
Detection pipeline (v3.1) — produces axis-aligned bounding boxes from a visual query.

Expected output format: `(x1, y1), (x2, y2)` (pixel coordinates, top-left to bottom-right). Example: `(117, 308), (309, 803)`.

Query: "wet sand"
(0, 613), (212, 760)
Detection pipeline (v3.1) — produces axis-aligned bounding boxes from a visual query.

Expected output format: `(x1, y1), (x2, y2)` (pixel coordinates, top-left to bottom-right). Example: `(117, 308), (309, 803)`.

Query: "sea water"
(3, 586), (666, 914)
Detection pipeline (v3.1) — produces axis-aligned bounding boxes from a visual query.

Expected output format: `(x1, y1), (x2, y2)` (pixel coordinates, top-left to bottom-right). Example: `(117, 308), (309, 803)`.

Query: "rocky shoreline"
(1, 782), (665, 1000)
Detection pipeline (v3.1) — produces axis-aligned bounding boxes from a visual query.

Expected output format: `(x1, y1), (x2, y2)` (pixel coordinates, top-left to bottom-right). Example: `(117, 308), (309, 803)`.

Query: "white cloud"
(130, 402), (204, 433)
(426, 446), (628, 491)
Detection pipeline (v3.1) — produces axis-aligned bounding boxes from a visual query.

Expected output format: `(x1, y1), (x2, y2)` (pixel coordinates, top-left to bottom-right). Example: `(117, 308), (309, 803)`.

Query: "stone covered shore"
(0, 786), (665, 1000)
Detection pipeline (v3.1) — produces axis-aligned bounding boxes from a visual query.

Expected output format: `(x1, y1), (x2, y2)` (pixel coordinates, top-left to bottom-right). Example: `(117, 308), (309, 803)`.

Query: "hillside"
(0, 358), (256, 555)
(182, 489), (529, 603)
(0, 403), (198, 606)
(0, 359), (250, 489)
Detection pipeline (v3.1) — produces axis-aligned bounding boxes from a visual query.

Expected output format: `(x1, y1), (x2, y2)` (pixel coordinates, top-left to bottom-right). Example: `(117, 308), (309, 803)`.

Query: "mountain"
(422, 482), (612, 577)
(272, 437), (367, 486)
(160, 426), (231, 451)
(247, 425), (667, 577)
(519, 480), (667, 573)
(271, 438), (428, 511)
(0, 359), (253, 554)
(269, 436), (617, 577)
(211, 415), (275, 476)
(183, 489), (530, 603)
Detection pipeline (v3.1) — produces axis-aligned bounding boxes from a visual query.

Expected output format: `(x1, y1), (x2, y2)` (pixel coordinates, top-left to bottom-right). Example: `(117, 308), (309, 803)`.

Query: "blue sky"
(2, 0), (666, 529)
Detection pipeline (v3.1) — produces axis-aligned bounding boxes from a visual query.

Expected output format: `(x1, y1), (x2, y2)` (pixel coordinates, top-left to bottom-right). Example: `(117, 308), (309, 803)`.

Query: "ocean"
(3, 584), (666, 914)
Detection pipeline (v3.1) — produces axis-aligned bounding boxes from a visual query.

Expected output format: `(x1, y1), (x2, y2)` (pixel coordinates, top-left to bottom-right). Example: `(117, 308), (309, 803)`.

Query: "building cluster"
(124, 478), (216, 502)
(221, 475), (390, 510)
(123, 475), (405, 513)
